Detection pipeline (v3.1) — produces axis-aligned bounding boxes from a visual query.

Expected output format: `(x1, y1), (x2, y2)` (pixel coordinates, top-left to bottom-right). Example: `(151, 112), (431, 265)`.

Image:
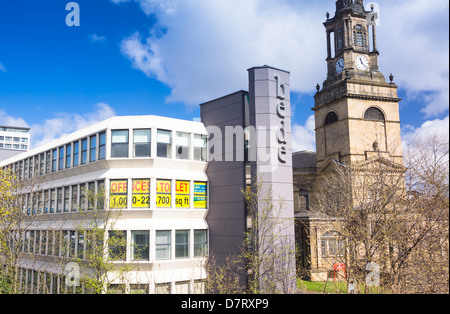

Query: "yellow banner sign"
(110, 180), (128, 209)
(132, 179), (150, 208)
(156, 180), (171, 208)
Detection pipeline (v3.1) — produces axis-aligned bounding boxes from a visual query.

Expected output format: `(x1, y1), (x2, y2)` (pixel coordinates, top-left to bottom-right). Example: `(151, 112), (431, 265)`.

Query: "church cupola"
(322, 0), (382, 88)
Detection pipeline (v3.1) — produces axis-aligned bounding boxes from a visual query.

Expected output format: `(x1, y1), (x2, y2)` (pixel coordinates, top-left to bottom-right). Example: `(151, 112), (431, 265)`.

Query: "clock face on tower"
(335, 58), (344, 74)
(355, 55), (369, 71)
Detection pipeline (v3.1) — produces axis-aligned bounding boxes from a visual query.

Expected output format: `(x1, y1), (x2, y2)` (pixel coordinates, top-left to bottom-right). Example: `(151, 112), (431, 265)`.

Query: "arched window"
(325, 112), (338, 126)
(321, 231), (345, 257)
(298, 189), (310, 211)
(364, 107), (385, 121)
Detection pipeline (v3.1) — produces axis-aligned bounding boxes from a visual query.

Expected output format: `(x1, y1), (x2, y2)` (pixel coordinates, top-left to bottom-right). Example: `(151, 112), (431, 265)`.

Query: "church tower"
(314, 0), (403, 169)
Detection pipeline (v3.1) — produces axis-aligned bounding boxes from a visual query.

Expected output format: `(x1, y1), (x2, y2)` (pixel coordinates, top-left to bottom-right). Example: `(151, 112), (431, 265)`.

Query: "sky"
(0, 0), (448, 151)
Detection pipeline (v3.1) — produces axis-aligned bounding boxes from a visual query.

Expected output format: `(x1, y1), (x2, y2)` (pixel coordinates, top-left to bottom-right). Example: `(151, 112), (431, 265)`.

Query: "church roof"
(292, 151), (317, 169)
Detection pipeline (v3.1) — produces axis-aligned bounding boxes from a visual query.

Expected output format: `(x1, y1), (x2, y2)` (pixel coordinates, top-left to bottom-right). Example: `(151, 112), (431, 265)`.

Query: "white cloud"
(376, 0), (449, 118)
(402, 115), (449, 148)
(29, 103), (116, 148)
(0, 110), (29, 128)
(118, 0), (326, 105)
(89, 33), (107, 44)
(291, 115), (316, 152)
(0, 62), (6, 72)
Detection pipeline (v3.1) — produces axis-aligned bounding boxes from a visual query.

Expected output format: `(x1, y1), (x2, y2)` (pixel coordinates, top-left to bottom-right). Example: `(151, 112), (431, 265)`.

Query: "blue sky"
(0, 0), (448, 150)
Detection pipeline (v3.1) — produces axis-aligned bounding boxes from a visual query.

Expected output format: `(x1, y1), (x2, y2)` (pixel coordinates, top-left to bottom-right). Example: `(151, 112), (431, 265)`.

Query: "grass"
(297, 279), (390, 294)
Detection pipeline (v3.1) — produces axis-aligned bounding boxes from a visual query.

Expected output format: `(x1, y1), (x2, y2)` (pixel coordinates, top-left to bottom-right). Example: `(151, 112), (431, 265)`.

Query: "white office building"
(0, 126), (31, 161)
(0, 115), (209, 294)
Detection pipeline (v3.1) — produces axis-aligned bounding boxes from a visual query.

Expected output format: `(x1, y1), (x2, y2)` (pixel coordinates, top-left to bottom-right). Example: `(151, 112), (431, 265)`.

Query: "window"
(176, 132), (190, 160)
(39, 153), (45, 176)
(52, 149), (57, 172)
(88, 182), (95, 210)
(13, 137), (20, 142)
(132, 179), (150, 209)
(59, 147), (64, 171)
(194, 135), (207, 161)
(99, 132), (106, 160)
(155, 283), (171, 294)
(57, 188), (63, 213)
(81, 138), (88, 165)
(66, 144), (72, 169)
(63, 187), (70, 212)
(80, 184), (87, 211)
(71, 185), (78, 212)
(194, 230), (208, 257)
(321, 231), (345, 257)
(133, 129), (151, 158)
(175, 181), (190, 208)
(111, 130), (129, 158)
(325, 112), (338, 126)
(110, 180), (128, 209)
(89, 135), (97, 163)
(45, 151), (51, 174)
(299, 189), (310, 211)
(157, 129), (172, 158)
(175, 230), (190, 259)
(175, 282), (190, 294)
(155, 231), (171, 260)
(364, 107), (385, 121)
(73, 141), (79, 167)
(131, 231), (150, 261)
(28, 157), (33, 178)
(156, 180), (171, 208)
(50, 190), (56, 214)
(108, 231), (127, 261)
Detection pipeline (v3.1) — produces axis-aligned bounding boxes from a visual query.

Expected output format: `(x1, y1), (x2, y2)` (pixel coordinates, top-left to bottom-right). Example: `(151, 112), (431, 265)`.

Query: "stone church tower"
(294, 0), (406, 281)
(314, 0), (403, 170)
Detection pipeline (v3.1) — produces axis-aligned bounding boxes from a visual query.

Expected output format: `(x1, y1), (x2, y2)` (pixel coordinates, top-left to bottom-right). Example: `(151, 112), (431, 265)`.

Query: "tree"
(312, 134), (449, 294)
(0, 168), (44, 294)
(205, 177), (297, 294)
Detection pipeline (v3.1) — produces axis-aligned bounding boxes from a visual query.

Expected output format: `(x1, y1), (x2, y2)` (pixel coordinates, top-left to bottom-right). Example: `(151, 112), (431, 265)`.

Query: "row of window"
(22, 180), (105, 215)
(0, 136), (29, 142)
(18, 229), (208, 262)
(0, 143), (28, 150)
(20, 179), (208, 215)
(10, 267), (205, 294)
(3, 129), (207, 181)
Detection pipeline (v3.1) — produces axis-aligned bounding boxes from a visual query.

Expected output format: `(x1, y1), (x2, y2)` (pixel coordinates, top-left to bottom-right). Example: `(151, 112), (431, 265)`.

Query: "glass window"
(29, 157), (33, 178)
(156, 180), (171, 208)
(155, 231), (171, 260)
(99, 132), (106, 160)
(73, 141), (79, 167)
(39, 153), (45, 176)
(57, 188), (63, 213)
(194, 230), (208, 257)
(66, 144), (72, 169)
(176, 132), (190, 160)
(80, 184), (87, 211)
(175, 282), (190, 294)
(132, 179), (150, 208)
(111, 130), (129, 158)
(110, 180), (128, 209)
(364, 107), (385, 121)
(90, 135), (97, 163)
(64, 187), (70, 212)
(81, 138), (88, 165)
(175, 230), (190, 259)
(71, 185), (78, 212)
(52, 149), (57, 172)
(131, 231), (150, 261)
(88, 182), (95, 210)
(59, 147), (64, 170)
(108, 231), (127, 261)
(133, 129), (151, 158)
(157, 130), (172, 158)
(50, 190), (56, 214)
(194, 135), (207, 161)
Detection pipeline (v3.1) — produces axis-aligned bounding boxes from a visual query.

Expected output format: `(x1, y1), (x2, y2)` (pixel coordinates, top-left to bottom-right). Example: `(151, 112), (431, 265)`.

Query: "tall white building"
(0, 116), (209, 294)
(0, 125), (31, 161)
